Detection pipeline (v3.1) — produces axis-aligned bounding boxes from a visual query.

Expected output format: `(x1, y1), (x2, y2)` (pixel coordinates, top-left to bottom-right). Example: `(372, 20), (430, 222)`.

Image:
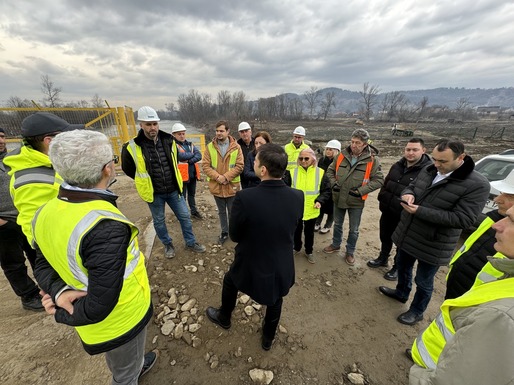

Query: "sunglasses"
(298, 157), (310, 161)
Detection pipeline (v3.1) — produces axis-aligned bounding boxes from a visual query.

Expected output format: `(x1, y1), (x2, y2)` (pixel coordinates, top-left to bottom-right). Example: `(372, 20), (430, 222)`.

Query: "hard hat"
(325, 139), (341, 151)
(171, 123), (186, 133)
(238, 122), (251, 131)
(137, 106), (160, 122)
(491, 169), (514, 195)
(293, 126), (306, 136)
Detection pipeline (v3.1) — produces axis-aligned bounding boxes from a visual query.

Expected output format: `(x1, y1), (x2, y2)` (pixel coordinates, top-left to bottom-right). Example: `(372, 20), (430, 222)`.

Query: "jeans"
(0, 220), (39, 298)
(147, 191), (196, 247)
(220, 271), (283, 341)
(214, 196), (235, 234)
(182, 179), (199, 214)
(294, 218), (316, 254)
(331, 205), (363, 255)
(105, 326), (147, 385)
(396, 249), (440, 316)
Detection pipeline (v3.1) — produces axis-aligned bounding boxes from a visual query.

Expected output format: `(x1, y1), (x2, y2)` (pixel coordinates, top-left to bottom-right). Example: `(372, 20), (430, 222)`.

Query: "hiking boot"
(322, 244), (341, 254)
(319, 227), (330, 234)
(306, 253), (315, 264)
(384, 266), (398, 281)
(139, 351), (157, 379)
(218, 232), (229, 245)
(21, 293), (44, 312)
(186, 242), (206, 253)
(191, 211), (204, 220)
(314, 224), (321, 232)
(164, 243), (176, 259)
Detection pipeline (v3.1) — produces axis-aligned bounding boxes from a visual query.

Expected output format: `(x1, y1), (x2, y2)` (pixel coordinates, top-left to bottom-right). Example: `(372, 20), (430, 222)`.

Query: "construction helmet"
(325, 139), (341, 151)
(171, 123), (186, 133)
(137, 106), (160, 122)
(293, 126), (306, 136)
(238, 122), (251, 131)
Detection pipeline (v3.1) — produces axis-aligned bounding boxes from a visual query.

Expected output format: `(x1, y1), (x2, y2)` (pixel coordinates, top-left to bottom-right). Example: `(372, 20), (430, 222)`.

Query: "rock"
(181, 298), (197, 312)
(161, 320), (175, 336)
(210, 360), (219, 369)
(250, 314), (260, 323)
(190, 307), (198, 316)
(189, 323), (201, 333)
(170, 360), (176, 366)
(239, 294), (251, 304)
(244, 306), (256, 316)
(279, 325), (287, 334)
(235, 346), (242, 357)
(163, 306), (171, 315)
(249, 368), (274, 384)
(156, 310), (165, 321)
(347, 372), (365, 385)
(174, 323), (184, 339)
(184, 265), (198, 272)
(198, 259), (204, 266)
(204, 352), (211, 362)
(181, 331), (192, 345)
(167, 288), (175, 297)
(178, 294), (190, 305)
(152, 335), (158, 344)
(252, 304), (262, 311)
(326, 281), (333, 287)
(192, 337), (202, 348)
(168, 294), (177, 307)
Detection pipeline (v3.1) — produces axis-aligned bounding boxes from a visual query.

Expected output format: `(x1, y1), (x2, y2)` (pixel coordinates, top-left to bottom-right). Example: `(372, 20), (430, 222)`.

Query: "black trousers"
(0, 220), (39, 298)
(220, 270), (283, 340)
(294, 218), (316, 254)
(379, 211), (401, 257)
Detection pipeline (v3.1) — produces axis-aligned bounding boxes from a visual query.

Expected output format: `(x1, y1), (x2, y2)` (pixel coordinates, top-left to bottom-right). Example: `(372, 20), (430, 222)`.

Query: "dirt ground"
(1, 122), (512, 385)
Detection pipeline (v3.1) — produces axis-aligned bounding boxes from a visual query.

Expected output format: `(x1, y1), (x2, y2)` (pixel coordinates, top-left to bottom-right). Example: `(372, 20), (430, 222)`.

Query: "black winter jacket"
(34, 187), (152, 355)
(392, 155), (490, 266)
(377, 154), (432, 216)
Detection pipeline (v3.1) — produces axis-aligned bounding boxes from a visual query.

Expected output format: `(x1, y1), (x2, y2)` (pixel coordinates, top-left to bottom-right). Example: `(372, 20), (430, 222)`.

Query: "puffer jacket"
(326, 144), (384, 209)
(202, 136), (244, 198)
(392, 155), (490, 266)
(377, 154), (432, 215)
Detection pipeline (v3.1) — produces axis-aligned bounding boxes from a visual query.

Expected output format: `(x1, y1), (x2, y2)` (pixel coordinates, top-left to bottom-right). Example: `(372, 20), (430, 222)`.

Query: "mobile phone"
(397, 197), (410, 205)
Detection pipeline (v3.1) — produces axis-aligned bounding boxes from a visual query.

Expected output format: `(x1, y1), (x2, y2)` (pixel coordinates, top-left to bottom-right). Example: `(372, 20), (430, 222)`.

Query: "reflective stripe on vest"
(412, 275), (514, 369)
(335, 154), (374, 200)
(473, 254), (506, 287)
(13, 166), (62, 189)
(292, 166), (324, 220)
(207, 143), (240, 182)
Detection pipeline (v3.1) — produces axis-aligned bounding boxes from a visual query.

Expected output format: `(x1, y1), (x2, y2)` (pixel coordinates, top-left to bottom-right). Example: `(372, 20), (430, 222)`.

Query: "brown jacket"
(202, 136), (244, 198)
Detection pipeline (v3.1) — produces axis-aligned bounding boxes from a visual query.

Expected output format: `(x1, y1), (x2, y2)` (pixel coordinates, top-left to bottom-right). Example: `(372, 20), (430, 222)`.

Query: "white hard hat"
(293, 126), (306, 136)
(325, 139), (341, 151)
(491, 169), (514, 195)
(137, 106), (160, 122)
(238, 122), (251, 131)
(171, 123), (186, 133)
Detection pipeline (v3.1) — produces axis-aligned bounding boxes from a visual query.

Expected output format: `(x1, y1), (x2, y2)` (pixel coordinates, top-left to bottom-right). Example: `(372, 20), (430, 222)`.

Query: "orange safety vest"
(176, 143), (201, 182)
(335, 153), (374, 200)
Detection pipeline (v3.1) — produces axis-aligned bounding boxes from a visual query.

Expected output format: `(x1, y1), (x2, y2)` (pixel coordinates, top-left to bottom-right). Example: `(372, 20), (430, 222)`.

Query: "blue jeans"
(331, 205), (363, 255)
(147, 191), (196, 247)
(183, 179), (199, 214)
(214, 196), (235, 234)
(396, 249), (440, 316)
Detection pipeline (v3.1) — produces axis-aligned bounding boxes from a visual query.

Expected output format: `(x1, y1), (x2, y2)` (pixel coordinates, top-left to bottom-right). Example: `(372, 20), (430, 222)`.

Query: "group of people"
(1, 106), (514, 384)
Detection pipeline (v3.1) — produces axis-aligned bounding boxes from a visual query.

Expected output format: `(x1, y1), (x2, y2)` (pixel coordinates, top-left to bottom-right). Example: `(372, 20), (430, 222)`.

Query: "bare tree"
(320, 91), (336, 120)
(217, 90), (231, 117)
(7, 96), (32, 108)
(359, 82), (380, 121)
(303, 86), (320, 119)
(288, 98), (303, 120)
(40, 74), (62, 107)
(231, 91), (247, 121)
(416, 96), (429, 120)
(455, 97), (475, 120)
(91, 93), (105, 108)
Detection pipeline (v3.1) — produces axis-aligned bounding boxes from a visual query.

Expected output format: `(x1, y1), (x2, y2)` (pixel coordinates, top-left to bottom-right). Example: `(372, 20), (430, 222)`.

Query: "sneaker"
(164, 244), (176, 259)
(319, 227), (330, 234)
(21, 293), (44, 311)
(314, 224), (321, 232)
(218, 232), (229, 245)
(186, 242), (206, 253)
(322, 244), (341, 254)
(191, 212), (204, 219)
(306, 253), (315, 264)
(139, 351), (157, 379)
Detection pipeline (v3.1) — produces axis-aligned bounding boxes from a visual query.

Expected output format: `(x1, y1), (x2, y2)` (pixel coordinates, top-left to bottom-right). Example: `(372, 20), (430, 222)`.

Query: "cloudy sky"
(1, 0), (513, 110)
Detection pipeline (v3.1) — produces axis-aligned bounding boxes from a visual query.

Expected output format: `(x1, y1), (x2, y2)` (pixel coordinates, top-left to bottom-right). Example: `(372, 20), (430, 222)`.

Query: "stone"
(198, 259), (204, 266)
(168, 294), (177, 307)
(239, 295), (251, 304)
(161, 320), (175, 336)
(235, 346), (242, 357)
(167, 288), (176, 297)
(181, 331), (192, 345)
(189, 323), (201, 333)
(192, 337), (202, 348)
(181, 298), (197, 312)
(170, 360), (176, 366)
(347, 373), (365, 385)
(279, 325), (287, 334)
(249, 368), (274, 384)
(152, 335), (158, 344)
(178, 295), (190, 305)
(244, 306), (256, 316)
(326, 281), (333, 287)
(174, 323), (184, 339)
(252, 304), (262, 311)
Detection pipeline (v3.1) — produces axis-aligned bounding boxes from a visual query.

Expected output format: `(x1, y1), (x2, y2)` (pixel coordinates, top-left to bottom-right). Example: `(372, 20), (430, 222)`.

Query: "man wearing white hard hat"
(171, 123), (203, 219)
(284, 126), (309, 171)
(121, 107), (206, 259)
(237, 122), (255, 189)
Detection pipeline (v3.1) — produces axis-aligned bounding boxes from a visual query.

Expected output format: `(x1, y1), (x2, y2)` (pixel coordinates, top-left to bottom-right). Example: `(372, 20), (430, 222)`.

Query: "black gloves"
(349, 188), (361, 197)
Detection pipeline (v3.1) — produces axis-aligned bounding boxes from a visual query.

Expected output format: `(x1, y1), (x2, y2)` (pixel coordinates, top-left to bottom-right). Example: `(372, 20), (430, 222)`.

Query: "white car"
(474, 150), (514, 213)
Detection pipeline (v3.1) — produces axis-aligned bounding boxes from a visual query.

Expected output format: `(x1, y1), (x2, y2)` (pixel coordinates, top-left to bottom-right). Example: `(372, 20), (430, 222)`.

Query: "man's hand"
(399, 194), (418, 214)
(349, 188), (361, 197)
(314, 202), (321, 209)
(56, 290), (87, 315)
(40, 291), (57, 315)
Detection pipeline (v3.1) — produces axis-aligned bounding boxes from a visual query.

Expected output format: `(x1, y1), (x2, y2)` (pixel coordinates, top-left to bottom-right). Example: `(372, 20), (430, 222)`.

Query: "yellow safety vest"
(284, 142), (309, 171)
(126, 139), (183, 202)
(32, 198), (151, 346)
(412, 274), (514, 369)
(291, 166), (324, 220)
(207, 143), (241, 182)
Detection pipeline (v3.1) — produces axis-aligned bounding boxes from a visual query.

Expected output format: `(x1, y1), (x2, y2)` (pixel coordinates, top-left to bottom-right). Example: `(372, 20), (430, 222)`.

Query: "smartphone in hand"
(397, 197), (410, 205)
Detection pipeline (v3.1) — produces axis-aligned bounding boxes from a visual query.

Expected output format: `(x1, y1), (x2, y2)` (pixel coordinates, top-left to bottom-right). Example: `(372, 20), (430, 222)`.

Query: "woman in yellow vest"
(33, 130), (156, 384)
(291, 148), (331, 264)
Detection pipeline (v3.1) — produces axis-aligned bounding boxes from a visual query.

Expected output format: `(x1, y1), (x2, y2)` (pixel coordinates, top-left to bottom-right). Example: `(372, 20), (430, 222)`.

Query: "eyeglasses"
(298, 157), (310, 161)
(102, 155), (119, 169)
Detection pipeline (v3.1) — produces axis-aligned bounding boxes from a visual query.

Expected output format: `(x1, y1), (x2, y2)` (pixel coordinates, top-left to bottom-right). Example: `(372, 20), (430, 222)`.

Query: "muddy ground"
(1, 120), (513, 385)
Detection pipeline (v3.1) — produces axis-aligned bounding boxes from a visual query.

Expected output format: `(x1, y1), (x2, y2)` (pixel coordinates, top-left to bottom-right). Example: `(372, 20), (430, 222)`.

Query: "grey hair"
(352, 128), (370, 143)
(49, 130), (113, 188)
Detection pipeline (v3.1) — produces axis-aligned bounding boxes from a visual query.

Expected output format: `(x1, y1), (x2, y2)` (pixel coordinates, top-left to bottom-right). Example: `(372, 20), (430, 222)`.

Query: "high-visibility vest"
(472, 254), (506, 287)
(126, 139), (183, 202)
(32, 198), (151, 347)
(176, 143), (201, 182)
(292, 166), (324, 220)
(284, 142), (309, 170)
(207, 143), (240, 182)
(335, 153), (374, 200)
(411, 274), (514, 369)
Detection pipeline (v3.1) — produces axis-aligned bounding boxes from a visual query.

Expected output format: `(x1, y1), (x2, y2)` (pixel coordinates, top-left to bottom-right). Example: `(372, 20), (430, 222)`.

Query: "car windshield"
(475, 159), (514, 182)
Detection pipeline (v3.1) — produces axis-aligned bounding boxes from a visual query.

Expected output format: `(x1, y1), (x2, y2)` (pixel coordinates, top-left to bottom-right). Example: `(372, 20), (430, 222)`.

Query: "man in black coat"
(367, 138), (432, 280)
(379, 139), (489, 326)
(206, 143), (304, 350)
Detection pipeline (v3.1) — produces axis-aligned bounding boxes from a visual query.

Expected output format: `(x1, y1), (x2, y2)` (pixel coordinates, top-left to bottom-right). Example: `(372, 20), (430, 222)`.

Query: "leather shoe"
(367, 257), (388, 268)
(261, 336), (273, 351)
(384, 267), (398, 281)
(378, 286), (408, 303)
(397, 310), (423, 326)
(206, 306), (231, 329)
